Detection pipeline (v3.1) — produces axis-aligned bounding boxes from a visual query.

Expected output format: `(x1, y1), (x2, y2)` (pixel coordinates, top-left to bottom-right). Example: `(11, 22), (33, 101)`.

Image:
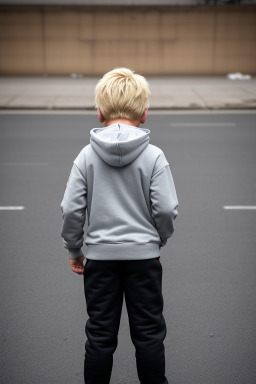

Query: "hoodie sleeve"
(60, 162), (87, 259)
(150, 153), (179, 248)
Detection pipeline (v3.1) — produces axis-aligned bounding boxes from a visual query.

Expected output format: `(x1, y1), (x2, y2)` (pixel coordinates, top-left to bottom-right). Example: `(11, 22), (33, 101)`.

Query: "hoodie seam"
(73, 162), (87, 183)
(151, 164), (170, 178)
(116, 142), (122, 167)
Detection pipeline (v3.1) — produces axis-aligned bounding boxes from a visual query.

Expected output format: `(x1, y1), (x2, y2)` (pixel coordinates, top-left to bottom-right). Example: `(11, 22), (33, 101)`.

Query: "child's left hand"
(69, 255), (85, 275)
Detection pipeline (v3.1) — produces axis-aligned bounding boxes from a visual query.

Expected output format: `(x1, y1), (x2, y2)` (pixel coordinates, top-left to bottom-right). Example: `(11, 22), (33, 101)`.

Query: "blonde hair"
(94, 67), (150, 122)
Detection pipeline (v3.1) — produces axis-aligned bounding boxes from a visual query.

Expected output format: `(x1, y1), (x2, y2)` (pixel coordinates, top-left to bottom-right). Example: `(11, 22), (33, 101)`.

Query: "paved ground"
(0, 111), (256, 384)
(0, 75), (256, 110)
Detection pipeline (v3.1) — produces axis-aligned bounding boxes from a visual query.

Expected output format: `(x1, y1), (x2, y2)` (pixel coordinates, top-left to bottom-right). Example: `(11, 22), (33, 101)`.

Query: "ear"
(97, 108), (105, 123)
(140, 108), (148, 124)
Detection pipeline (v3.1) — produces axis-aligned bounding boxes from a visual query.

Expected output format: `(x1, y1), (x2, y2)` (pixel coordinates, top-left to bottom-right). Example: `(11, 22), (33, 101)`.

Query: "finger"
(71, 266), (84, 275)
(76, 270), (84, 275)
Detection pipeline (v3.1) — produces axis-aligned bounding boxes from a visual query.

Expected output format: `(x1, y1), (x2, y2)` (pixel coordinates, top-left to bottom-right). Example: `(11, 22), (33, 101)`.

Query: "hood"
(90, 123), (150, 167)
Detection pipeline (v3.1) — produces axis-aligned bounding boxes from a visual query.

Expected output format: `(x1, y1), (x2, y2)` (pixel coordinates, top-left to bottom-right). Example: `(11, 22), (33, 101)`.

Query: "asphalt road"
(0, 111), (256, 384)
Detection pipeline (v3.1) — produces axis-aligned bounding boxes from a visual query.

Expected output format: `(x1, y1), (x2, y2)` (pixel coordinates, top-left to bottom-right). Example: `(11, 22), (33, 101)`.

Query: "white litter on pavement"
(227, 72), (251, 80)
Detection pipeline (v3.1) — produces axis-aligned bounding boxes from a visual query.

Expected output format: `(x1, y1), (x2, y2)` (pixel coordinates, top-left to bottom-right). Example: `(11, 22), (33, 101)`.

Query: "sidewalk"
(0, 75), (256, 110)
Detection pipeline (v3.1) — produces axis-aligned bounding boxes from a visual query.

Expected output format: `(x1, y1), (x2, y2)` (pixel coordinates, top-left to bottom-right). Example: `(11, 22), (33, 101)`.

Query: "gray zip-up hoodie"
(60, 122), (179, 260)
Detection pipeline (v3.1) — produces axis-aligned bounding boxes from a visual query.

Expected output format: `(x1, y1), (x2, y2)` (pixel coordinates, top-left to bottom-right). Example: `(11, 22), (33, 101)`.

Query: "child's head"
(94, 67), (150, 124)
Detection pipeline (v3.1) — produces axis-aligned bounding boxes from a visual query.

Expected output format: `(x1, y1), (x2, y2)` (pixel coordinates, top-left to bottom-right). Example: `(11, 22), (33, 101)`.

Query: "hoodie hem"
(84, 242), (160, 260)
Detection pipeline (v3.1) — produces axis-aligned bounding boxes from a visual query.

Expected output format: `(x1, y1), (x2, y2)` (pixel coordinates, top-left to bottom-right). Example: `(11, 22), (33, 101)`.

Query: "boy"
(60, 67), (179, 384)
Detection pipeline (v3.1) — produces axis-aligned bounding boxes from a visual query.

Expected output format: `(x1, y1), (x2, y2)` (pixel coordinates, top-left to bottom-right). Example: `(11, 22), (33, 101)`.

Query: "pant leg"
(123, 257), (169, 384)
(83, 259), (124, 384)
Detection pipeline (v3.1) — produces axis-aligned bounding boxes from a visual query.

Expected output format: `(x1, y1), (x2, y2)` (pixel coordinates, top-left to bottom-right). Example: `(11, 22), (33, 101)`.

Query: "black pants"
(83, 257), (169, 384)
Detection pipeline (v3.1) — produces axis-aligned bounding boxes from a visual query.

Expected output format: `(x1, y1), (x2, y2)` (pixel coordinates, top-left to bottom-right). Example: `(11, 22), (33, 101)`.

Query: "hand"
(69, 255), (85, 275)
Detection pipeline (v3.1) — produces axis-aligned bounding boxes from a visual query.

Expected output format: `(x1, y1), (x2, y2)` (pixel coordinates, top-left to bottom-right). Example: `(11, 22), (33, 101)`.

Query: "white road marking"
(1, 162), (48, 166)
(0, 206), (25, 210)
(223, 206), (256, 210)
(170, 122), (236, 127)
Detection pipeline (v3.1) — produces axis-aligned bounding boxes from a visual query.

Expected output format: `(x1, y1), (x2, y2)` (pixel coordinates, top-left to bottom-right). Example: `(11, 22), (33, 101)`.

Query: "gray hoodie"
(60, 122), (179, 260)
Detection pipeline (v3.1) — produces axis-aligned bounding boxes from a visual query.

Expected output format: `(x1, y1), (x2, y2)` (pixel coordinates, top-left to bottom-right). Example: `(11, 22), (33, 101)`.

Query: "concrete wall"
(0, 5), (255, 75)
